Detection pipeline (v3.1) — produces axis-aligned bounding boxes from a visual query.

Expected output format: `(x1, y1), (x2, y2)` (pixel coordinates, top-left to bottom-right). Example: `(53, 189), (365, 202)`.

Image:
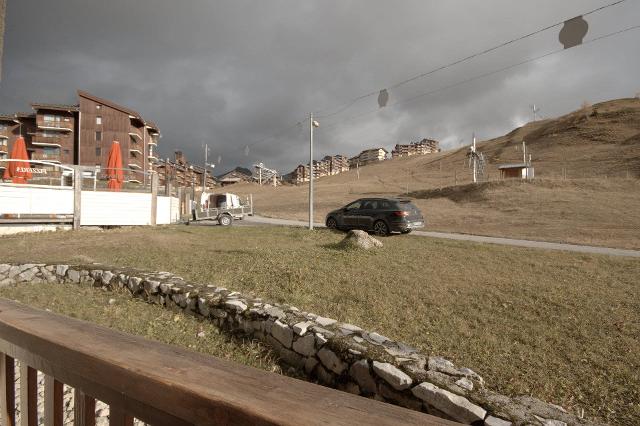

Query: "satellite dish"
(378, 89), (389, 108)
(559, 16), (588, 49)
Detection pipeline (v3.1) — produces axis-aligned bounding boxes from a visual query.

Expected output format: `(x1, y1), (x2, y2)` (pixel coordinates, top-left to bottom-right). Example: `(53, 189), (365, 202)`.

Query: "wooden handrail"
(0, 299), (457, 426)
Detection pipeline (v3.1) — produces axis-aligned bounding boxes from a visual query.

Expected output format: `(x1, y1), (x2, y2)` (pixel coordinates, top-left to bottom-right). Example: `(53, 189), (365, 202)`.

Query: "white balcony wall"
(0, 183), (179, 226)
(80, 191), (153, 226)
(0, 183), (73, 215)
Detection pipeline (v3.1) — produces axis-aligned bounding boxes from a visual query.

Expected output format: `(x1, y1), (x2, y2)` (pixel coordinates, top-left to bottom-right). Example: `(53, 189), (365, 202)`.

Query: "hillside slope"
(232, 98), (640, 249)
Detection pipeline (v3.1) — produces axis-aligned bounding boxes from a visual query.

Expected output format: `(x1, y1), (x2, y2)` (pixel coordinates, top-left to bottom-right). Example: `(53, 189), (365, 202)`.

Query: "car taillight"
(393, 211), (409, 217)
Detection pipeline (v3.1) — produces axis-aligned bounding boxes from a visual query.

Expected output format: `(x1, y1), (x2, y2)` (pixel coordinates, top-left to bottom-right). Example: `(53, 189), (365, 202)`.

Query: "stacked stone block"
(0, 263), (600, 426)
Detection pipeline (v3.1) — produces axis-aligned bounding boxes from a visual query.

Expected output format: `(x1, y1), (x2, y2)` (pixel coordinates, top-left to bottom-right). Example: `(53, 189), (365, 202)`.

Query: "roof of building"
(216, 167), (253, 179)
(498, 163), (530, 169)
(0, 114), (18, 122)
(146, 120), (160, 132)
(31, 103), (80, 112)
(361, 147), (388, 154)
(15, 112), (35, 119)
(77, 90), (143, 120)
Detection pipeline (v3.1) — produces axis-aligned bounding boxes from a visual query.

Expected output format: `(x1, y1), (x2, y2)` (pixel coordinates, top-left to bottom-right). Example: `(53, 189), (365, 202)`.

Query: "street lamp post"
(309, 113), (319, 230)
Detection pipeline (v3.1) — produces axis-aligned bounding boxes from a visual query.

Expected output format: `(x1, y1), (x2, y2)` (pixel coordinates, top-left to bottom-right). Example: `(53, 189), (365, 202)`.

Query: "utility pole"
(203, 143), (209, 189)
(472, 133), (477, 184)
(309, 113), (314, 230)
(309, 113), (319, 230)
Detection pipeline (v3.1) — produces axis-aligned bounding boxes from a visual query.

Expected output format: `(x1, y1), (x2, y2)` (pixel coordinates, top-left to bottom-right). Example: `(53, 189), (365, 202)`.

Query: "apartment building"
(1, 91), (161, 184)
(30, 103), (78, 165)
(283, 153), (351, 185)
(323, 155), (349, 175)
(78, 91), (160, 183)
(283, 164), (310, 184)
(391, 138), (439, 158)
(156, 151), (215, 190)
(349, 148), (388, 167)
(0, 114), (19, 168)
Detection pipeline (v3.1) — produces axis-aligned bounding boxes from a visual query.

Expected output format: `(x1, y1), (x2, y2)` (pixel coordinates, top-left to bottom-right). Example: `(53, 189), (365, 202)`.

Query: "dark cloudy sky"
(1, 0), (638, 173)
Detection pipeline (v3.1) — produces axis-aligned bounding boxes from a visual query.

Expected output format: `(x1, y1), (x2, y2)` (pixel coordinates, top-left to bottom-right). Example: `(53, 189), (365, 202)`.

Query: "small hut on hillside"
(498, 163), (535, 180)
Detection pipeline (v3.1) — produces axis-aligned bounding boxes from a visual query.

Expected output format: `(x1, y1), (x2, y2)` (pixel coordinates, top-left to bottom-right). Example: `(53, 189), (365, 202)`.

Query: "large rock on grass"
(339, 230), (383, 250)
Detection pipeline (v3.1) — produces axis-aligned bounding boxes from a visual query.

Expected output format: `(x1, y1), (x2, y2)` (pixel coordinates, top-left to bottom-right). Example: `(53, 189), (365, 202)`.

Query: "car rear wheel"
(218, 214), (233, 226)
(373, 220), (389, 236)
(326, 217), (338, 229)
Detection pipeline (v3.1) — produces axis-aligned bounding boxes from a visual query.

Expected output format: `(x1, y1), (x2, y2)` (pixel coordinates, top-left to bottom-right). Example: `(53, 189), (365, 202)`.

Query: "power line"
(317, 23), (640, 134)
(313, 0), (629, 119)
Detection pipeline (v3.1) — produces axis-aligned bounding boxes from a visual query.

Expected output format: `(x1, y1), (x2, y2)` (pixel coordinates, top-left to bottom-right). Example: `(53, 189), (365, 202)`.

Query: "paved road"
(244, 215), (640, 258)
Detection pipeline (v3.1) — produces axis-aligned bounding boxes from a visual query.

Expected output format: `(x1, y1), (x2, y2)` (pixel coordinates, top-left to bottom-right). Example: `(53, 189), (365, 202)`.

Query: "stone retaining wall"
(0, 263), (599, 426)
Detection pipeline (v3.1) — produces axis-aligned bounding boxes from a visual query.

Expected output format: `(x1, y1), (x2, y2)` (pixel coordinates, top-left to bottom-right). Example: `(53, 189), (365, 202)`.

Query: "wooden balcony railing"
(30, 152), (61, 162)
(128, 128), (143, 141)
(0, 299), (454, 426)
(36, 120), (74, 132)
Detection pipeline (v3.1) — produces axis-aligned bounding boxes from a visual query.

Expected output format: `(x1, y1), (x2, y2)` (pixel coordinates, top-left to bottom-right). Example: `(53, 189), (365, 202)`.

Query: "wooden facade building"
(1, 90), (161, 184)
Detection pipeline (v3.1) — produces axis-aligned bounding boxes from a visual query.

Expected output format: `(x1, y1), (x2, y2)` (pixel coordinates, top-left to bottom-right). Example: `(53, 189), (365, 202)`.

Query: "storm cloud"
(0, 0), (638, 173)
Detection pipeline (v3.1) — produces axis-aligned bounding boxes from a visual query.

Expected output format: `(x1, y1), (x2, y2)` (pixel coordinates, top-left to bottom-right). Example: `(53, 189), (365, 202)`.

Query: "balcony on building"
(30, 150), (61, 164)
(148, 134), (159, 146)
(129, 127), (143, 142)
(32, 104), (78, 133)
(31, 134), (65, 148)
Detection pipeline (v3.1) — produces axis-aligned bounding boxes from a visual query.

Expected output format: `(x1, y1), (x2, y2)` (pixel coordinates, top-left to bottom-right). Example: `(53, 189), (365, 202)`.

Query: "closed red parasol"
(2, 136), (32, 184)
(106, 141), (124, 191)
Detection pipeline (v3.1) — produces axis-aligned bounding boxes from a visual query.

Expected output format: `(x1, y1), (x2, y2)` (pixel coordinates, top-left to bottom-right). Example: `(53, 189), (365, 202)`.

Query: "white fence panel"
(81, 191), (152, 226)
(0, 183), (73, 215)
(157, 196), (171, 225)
(170, 197), (180, 223)
(156, 196), (180, 225)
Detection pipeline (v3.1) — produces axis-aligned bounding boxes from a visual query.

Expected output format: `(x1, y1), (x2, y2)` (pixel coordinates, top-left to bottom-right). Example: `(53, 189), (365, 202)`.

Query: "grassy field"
(0, 281), (282, 373)
(230, 98), (640, 249)
(0, 225), (638, 424)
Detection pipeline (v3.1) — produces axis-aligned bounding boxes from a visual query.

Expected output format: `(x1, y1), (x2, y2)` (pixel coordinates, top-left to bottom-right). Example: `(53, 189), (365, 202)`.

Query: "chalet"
(216, 167), (253, 186)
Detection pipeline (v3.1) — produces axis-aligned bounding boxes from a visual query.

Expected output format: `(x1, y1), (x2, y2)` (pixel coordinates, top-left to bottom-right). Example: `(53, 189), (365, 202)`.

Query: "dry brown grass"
(230, 98), (640, 249)
(0, 282), (282, 373)
(0, 226), (638, 424)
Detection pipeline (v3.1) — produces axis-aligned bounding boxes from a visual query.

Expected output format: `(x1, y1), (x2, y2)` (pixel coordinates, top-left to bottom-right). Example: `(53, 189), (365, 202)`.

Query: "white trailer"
(191, 192), (248, 226)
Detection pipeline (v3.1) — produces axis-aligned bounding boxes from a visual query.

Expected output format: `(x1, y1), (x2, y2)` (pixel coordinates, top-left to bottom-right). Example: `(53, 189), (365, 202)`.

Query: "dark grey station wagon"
(325, 198), (425, 235)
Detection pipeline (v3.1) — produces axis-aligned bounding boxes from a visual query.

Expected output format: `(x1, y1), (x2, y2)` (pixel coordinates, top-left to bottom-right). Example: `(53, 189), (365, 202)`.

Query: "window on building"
(43, 147), (60, 157)
(43, 114), (55, 122)
(96, 105), (101, 110)
(96, 147), (102, 158)
(95, 131), (102, 141)
(96, 116), (102, 125)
